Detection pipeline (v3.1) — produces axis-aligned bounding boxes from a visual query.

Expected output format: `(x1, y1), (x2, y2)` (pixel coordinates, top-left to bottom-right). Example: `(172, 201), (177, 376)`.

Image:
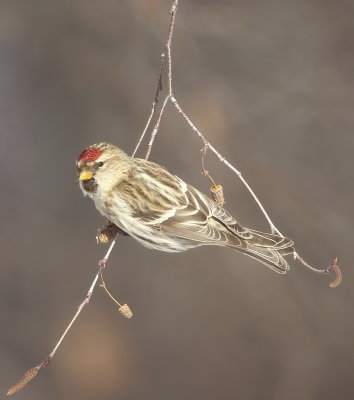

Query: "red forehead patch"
(78, 147), (103, 162)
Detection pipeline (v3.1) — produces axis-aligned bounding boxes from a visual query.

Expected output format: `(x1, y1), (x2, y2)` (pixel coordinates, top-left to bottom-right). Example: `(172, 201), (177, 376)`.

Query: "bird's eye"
(97, 161), (104, 167)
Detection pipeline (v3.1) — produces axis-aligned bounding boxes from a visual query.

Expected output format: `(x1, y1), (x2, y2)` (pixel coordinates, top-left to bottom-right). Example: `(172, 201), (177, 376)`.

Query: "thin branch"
(99, 268), (133, 319)
(170, 99), (339, 277)
(138, 0), (282, 235)
(132, 1), (178, 159)
(139, 0), (341, 283)
(7, 238), (117, 396)
(171, 96), (281, 235)
(171, 97), (338, 277)
(166, 1), (178, 95)
(8, 0), (342, 395)
(200, 145), (216, 185)
(145, 94), (170, 160)
(131, 50), (166, 158)
(8, 2), (180, 395)
(143, 0), (178, 160)
(49, 270), (100, 358)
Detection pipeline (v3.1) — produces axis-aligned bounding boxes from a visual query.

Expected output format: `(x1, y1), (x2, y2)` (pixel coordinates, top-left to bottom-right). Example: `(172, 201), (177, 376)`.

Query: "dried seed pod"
(97, 222), (119, 243)
(119, 304), (133, 319)
(7, 367), (39, 396)
(97, 233), (109, 244)
(210, 184), (225, 206)
(329, 257), (342, 288)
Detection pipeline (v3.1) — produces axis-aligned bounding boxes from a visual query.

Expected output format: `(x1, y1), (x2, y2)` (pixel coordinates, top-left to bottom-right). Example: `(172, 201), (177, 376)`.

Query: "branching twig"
(133, 0), (178, 159)
(136, 0), (342, 284)
(144, 1), (177, 159)
(145, 95), (170, 160)
(99, 267), (133, 319)
(131, 50), (165, 158)
(200, 145), (215, 184)
(135, 0), (284, 237)
(7, 238), (117, 395)
(7, 3), (181, 395)
(136, 0), (285, 235)
(172, 97), (283, 233)
(8, 0), (342, 395)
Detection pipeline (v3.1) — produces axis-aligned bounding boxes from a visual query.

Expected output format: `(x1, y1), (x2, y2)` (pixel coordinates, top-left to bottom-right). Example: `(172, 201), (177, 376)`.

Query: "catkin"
(210, 184), (225, 206)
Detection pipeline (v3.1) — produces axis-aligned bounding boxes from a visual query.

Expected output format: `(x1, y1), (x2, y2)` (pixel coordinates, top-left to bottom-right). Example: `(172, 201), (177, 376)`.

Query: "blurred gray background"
(1, 1), (353, 399)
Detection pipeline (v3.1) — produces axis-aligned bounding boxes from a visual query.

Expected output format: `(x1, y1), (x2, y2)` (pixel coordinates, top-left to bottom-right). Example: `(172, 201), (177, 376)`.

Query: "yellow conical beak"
(79, 170), (93, 181)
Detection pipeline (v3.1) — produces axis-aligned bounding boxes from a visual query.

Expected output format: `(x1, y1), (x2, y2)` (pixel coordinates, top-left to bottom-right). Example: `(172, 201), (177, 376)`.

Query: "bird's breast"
(92, 191), (147, 234)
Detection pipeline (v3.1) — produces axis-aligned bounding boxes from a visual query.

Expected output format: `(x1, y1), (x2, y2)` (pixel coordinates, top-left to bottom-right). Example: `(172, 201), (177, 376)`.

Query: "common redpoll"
(77, 143), (294, 273)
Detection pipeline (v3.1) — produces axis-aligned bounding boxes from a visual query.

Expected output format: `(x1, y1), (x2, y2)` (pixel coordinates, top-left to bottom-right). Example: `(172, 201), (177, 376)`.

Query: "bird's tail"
(228, 229), (294, 274)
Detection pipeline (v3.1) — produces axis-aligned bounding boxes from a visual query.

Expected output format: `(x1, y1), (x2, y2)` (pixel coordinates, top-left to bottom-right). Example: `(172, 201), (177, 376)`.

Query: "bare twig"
(172, 96), (282, 235)
(99, 268), (133, 319)
(145, 95), (170, 160)
(133, 0), (178, 159)
(138, 0), (282, 236)
(7, 238), (117, 395)
(8, 0), (342, 395)
(139, 0), (342, 285)
(200, 145), (215, 183)
(8, 2), (179, 395)
(144, 1), (178, 159)
(293, 254), (342, 285)
(131, 50), (166, 158)
(172, 101), (340, 279)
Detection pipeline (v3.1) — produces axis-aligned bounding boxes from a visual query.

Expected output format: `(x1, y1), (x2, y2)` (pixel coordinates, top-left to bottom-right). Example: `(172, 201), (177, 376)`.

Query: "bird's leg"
(96, 220), (129, 244)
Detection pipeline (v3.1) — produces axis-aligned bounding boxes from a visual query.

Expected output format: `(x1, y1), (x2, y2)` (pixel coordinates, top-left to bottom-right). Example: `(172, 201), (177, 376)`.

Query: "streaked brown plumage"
(77, 142), (294, 273)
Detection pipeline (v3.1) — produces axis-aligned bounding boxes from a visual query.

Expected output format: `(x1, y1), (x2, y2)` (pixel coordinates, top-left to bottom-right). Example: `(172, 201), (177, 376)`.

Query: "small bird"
(77, 142), (294, 273)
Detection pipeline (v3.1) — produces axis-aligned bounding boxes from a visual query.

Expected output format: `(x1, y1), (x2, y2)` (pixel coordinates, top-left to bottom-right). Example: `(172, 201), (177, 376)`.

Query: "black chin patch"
(82, 178), (98, 193)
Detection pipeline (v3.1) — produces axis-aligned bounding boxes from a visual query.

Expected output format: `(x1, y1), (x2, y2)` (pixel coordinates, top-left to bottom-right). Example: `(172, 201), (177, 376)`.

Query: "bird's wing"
(160, 183), (294, 250)
(157, 182), (252, 245)
(118, 160), (228, 243)
(159, 184), (234, 245)
(121, 159), (293, 250)
(160, 184), (294, 273)
(114, 160), (188, 224)
(119, 160), (293, 272)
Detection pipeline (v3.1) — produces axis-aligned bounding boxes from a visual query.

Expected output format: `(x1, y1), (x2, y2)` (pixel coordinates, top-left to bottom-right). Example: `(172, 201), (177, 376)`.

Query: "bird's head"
(76, 142), (131, 195)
